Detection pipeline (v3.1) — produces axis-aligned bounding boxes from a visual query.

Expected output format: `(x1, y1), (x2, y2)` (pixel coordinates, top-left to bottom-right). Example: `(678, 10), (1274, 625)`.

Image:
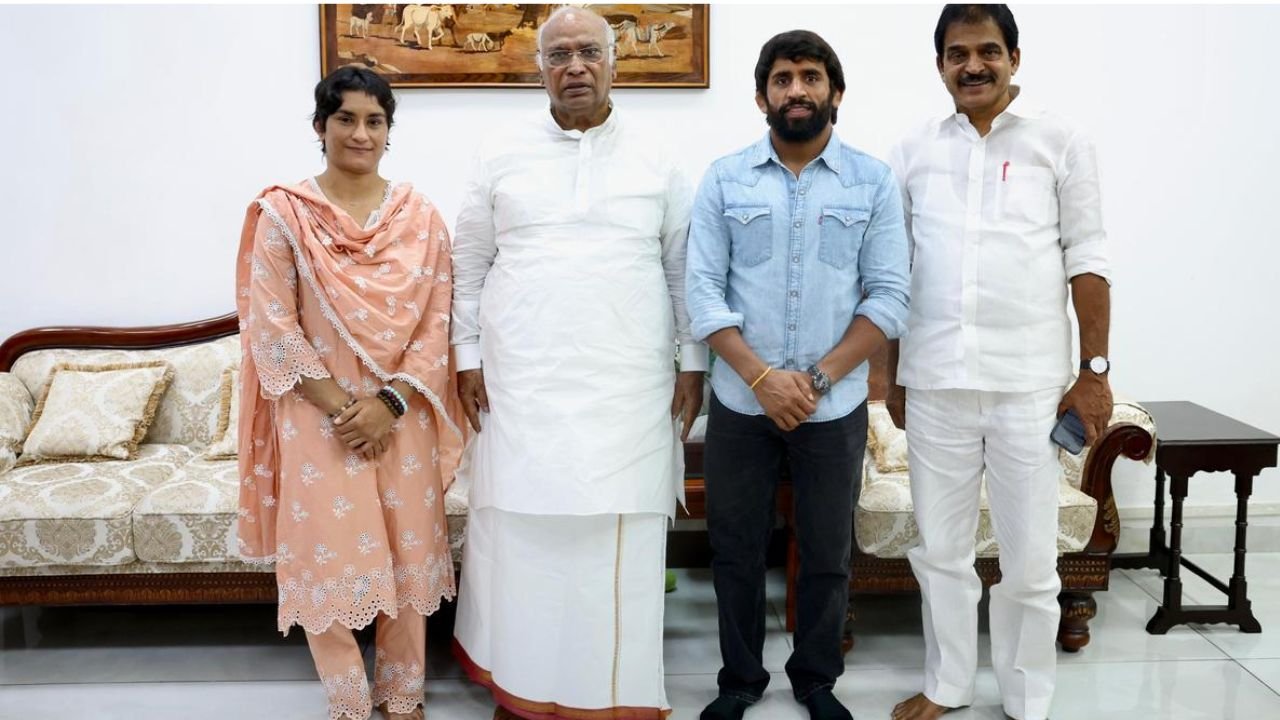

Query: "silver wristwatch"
(807, 365), (832, 396)
(1081, 356), (1110, 375)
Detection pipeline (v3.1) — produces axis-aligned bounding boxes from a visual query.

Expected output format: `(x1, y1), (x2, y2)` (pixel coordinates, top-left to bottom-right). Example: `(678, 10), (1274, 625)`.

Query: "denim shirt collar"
(748, 129), (843, 175)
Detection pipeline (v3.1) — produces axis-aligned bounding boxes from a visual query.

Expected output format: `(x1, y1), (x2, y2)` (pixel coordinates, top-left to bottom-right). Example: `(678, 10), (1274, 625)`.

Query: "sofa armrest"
(0, 372), (33, 454)
(1078, 422), (1155, 553)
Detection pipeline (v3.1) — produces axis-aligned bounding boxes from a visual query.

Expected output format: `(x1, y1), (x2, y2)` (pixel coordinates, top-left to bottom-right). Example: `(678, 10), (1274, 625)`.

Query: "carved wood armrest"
(1078, 422), (1155, 553)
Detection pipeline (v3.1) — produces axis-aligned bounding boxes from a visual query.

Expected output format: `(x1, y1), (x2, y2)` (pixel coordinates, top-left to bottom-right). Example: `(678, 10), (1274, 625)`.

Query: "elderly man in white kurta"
(449, 8), (706, 720)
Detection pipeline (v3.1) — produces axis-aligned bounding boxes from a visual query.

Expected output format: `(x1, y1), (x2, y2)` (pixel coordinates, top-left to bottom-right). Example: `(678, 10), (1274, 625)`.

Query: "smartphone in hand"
(1051, 409), (1087, 455)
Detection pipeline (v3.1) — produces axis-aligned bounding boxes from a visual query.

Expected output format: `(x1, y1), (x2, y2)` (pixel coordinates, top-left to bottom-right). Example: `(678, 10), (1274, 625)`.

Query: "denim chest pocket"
(818, 206), (870, 269)
(724, 205), (773, 267)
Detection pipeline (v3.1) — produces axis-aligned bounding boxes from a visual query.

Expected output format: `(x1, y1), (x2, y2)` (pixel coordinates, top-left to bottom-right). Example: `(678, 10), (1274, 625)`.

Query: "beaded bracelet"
(376, 391), (401, 418)
(377, 386), (406, 418)
(384, 386), (408, 415)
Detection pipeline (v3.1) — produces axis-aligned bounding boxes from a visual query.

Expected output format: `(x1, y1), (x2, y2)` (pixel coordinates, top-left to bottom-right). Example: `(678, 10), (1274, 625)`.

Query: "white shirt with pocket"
(888, 88), (1111, 392)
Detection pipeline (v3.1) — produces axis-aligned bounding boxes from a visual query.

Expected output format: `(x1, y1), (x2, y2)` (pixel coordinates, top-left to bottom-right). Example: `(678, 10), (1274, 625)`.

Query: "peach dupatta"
(234, 180), (465, 562)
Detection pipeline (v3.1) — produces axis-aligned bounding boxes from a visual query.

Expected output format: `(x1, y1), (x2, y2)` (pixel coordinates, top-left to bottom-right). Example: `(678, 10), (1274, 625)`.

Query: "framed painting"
(319, 4), (709, 88)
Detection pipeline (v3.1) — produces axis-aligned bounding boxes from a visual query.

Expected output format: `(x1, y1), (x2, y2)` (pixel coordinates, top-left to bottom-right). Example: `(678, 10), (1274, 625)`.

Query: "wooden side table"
(1113, 401), (1278, 634)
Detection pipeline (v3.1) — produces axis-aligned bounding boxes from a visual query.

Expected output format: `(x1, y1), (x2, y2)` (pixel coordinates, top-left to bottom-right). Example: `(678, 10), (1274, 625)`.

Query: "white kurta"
(450, 108), (707, 517)
(449, 107), (707, 717)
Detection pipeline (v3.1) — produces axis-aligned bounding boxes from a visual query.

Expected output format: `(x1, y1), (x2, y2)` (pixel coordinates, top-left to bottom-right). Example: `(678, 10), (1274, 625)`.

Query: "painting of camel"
(319, 4), (709, 88)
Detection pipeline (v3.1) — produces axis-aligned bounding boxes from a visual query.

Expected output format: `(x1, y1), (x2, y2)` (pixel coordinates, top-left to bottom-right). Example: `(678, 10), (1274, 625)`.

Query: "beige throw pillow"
(203, 368), (240, 459)
(19, 361), (173, 464)
(866, 401), (910, 474)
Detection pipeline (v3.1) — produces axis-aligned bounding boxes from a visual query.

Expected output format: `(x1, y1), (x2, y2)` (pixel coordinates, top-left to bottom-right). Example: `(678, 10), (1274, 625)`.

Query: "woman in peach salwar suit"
(235, 66), (464, 720)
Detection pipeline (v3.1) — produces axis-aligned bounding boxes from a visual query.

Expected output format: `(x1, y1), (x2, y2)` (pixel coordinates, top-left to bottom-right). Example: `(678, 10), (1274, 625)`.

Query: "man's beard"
(766, 98), (832, 142)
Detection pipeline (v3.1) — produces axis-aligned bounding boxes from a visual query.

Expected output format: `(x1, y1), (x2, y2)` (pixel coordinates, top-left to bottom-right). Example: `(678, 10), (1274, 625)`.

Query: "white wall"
(3, 3), (1278, 519)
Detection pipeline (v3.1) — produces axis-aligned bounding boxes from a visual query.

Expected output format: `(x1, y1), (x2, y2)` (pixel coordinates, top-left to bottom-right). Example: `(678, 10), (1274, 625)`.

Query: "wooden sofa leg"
(1058, 591), (1097, 652)
(841, 597), (856, 655)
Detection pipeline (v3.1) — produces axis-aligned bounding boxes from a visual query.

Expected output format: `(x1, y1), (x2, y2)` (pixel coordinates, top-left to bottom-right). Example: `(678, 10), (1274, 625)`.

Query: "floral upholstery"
(10, 336), (240, 450)
(0, 445), (193, 568)
(854, 399), (1156, 558)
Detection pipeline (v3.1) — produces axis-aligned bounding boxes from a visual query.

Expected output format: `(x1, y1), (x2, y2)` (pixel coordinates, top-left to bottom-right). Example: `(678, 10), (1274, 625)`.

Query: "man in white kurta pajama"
(449, 9), (707, 720)
(888, 6), (1114, 720)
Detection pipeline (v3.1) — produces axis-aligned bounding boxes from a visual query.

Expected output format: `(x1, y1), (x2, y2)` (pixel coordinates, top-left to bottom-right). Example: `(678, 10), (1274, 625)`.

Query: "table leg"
(1114, 466), (1172, 572)
(1146, 473), (1188, 634)
(1230, 471), (1263, 633)
(1151, 466), (1170, 575)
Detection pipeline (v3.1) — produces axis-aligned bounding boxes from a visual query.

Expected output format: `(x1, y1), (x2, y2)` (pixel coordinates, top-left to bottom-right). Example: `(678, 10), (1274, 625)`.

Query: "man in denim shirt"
(686, 30), (910, 720)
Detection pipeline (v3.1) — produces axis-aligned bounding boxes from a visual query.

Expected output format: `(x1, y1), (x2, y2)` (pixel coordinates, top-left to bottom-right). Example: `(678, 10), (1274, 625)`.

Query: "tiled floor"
(2, 554), (1279, 719)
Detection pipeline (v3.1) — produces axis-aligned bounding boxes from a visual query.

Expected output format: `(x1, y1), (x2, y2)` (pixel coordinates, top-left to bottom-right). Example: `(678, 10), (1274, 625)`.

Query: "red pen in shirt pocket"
(1002, 161), (1010, 181)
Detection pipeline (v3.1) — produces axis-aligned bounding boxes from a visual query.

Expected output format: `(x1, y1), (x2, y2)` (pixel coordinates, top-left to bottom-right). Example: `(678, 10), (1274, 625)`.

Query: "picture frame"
(319, 4), (710, 88)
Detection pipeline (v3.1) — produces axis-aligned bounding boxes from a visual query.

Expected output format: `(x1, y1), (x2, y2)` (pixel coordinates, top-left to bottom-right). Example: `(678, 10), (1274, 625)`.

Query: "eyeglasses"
(542, 46), (607, 67)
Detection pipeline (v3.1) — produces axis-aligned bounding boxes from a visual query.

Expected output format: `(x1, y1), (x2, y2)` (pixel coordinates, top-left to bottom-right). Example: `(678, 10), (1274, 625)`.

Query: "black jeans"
(704, 393), (867, 702)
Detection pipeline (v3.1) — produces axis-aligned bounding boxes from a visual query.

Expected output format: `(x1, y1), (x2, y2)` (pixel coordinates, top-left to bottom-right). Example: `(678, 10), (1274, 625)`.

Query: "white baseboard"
(1117, 503), (1280, 554)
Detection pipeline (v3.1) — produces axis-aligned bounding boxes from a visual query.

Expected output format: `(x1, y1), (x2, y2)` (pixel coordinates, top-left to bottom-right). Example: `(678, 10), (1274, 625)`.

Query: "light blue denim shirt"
(686, 130), (911, 422)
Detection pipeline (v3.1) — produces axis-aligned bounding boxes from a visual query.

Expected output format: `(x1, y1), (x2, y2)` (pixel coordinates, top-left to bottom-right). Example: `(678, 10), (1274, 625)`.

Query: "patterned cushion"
(133, 457), (240, 563)
(866, 402), (908, 473)
(855, 462), (1098, 558)
(444, 472), (471, 564)
(10, 336), (240, 448)
(19, 362), (173, 464)
(0, 444), (193, 568)
(202, 369), (239, 460)
(0, 559), (273, 576)
(131, 457), (475, 566)
(0, 373), (33, 453)
(854, 397), (1155, 558)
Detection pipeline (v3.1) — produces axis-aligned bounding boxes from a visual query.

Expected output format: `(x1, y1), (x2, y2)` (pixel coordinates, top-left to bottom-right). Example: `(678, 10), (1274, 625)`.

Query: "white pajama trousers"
(905, 387), (1065, 720)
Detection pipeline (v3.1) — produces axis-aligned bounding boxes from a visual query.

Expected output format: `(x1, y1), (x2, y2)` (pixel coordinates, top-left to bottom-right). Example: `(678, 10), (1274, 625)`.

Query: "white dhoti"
(905, 387), (1065, 720)
(454, 508), (670, 718)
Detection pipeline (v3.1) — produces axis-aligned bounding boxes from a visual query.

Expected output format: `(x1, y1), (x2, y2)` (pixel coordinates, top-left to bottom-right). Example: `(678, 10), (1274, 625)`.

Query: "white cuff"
(678, 342), (709, 373)
(453, 343), (483, 371)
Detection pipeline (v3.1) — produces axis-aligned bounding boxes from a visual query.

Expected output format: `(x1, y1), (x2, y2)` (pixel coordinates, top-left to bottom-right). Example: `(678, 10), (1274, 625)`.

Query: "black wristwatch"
(807, 365), (832, 396)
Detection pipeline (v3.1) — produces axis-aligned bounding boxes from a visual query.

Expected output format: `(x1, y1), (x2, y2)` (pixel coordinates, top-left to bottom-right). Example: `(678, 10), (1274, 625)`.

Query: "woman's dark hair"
(312, 65), (397, 151)
(754, 30), (846, 124)
(934, 4), (1019, 57)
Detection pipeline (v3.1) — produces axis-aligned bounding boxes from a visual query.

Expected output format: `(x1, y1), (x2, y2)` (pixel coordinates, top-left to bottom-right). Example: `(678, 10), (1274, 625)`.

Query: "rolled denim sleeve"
(685, 164), (745, 342)
(854, 166), (912, 340)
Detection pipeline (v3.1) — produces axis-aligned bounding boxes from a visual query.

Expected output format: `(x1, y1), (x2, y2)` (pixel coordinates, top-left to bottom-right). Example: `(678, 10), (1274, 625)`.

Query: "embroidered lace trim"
(250, 328), (331, 398)
(257, 197), (463, 441)
(321, 665), (373, 720)
(372, 648), (426, 714)
(278, 554), (456, 635)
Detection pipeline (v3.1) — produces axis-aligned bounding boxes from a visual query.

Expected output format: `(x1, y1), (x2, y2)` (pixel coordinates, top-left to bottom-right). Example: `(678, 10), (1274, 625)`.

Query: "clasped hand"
(333, 397), (397, 459)
(754, 370), (817, 432)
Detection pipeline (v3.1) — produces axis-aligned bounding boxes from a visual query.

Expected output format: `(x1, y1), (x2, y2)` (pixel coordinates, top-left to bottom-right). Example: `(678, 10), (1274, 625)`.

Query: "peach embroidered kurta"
(235, 180), (464, 635)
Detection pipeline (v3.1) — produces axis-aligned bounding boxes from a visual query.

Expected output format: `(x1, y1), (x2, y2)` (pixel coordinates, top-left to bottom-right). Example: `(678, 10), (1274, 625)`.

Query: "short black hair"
(312, 65), (397, 132)
(754, 30), (846, 123)
(934, 4), (1019, 57)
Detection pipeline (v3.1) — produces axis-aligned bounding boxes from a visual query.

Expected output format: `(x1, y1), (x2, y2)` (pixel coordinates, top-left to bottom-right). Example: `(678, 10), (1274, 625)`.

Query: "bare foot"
(891, 693), (952, 720)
